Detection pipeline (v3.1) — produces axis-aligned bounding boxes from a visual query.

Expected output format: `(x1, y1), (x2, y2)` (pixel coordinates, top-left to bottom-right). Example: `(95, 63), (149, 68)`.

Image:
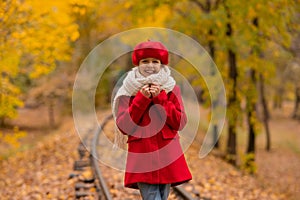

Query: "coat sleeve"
(152, 85), (187, 131)
(116, 91), (152, 135)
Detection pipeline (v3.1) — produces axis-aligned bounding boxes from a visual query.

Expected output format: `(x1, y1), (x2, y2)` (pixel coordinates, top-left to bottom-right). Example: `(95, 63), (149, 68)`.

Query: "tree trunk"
(227, 121), (237, 164)
(292, 85), (300, 119)
(245, 70), (257, 174)
(246, 69), (256, 155)
(245, 18), (260, 174)
(0, 90), (4, 127)
(225, 5), (238, 165)
(259, 73), (271, 151)
(226, 48), (238, 165)
(247, 111), (256, 154)
(48, 96), (55, 128)
(0, 117), (4, 127)
(245, 106), (256, 174)
(273, 86), (284, 109)
(208, 28), (219, 149)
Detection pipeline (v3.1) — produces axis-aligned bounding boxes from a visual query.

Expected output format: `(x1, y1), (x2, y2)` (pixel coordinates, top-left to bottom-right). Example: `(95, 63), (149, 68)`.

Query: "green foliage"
(241, 153), (257, 174)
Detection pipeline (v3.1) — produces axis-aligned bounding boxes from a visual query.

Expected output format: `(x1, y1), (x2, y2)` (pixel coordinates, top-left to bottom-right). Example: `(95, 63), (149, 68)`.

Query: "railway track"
(72, 114), (201, 200)
(172, 184), (200, 200)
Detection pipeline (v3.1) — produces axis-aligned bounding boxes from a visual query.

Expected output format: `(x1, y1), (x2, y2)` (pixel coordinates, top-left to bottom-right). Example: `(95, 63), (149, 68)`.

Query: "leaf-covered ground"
(0, 106), (299, 199)
(0, 116), (79, 199)
(99, 120), (292, 200)
(255, 115), (300, 200)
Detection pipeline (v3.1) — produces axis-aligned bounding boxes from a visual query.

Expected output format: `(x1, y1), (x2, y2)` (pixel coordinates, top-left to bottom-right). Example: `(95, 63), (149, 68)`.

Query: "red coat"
(116, 85), (192, 189)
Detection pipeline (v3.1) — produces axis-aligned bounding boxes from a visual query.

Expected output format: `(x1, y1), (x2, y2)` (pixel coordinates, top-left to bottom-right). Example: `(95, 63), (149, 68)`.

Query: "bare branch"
(190, 0), (206, 11)
(174, 7), (188, 18)
(206, 0), (211, 11)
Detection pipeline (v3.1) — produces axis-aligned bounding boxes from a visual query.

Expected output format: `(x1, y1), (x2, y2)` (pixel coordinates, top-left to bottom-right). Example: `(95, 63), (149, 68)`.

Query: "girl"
(113, 41), (192, 200)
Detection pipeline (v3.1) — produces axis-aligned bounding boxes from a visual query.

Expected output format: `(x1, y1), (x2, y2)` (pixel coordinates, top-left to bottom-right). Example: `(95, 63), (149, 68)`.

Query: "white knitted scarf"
(112, 65), (175, 118)
(112, 65), (176, 147)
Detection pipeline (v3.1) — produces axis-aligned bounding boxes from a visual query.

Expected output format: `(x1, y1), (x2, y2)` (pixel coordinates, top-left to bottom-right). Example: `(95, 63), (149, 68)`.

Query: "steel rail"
(90, 114), (113, 200)
(173, 185), (197, 200)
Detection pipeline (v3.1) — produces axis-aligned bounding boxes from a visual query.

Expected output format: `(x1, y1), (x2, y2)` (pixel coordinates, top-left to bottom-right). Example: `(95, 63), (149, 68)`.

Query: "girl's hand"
(140, 84), (151, 98)
(149, 83), (161, 97)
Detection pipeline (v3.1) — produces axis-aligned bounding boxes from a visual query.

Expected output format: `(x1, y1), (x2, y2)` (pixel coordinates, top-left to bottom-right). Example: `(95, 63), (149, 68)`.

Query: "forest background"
(0, 0), (300, 199)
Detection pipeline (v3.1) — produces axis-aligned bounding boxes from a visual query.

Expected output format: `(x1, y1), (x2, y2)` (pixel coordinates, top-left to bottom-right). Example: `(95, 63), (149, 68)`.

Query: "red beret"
(132, 41), (169, 66)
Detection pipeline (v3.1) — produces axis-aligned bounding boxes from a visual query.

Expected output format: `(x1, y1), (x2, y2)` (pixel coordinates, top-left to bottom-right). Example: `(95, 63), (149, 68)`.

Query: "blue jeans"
(137, 183), (171, 200)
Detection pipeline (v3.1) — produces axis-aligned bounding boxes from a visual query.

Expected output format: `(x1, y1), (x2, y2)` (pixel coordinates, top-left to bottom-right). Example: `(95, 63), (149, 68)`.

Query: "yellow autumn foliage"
(0, 0), (79, 122)
(0, 127), (26, 150)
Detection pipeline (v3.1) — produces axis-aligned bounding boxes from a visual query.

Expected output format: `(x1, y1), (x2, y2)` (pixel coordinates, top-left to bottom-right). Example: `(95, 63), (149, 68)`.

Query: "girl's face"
(138, 58), (162, 77)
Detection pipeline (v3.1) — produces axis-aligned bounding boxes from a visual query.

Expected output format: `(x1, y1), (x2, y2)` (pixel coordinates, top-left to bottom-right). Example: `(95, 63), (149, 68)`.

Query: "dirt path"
(256, 106), (300, 200)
